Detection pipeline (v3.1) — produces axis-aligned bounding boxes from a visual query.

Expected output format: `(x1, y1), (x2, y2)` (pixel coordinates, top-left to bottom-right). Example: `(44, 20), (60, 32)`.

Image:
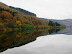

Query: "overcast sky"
(0, 0), (72, 19)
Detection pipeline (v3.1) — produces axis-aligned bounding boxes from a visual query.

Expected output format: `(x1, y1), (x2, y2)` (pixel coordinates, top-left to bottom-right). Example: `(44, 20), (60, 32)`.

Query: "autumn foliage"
(0, 2), (62, 32)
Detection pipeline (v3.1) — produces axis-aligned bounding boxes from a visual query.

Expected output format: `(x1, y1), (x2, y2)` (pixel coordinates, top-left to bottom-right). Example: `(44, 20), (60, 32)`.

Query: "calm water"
(0, 27), (72, 54)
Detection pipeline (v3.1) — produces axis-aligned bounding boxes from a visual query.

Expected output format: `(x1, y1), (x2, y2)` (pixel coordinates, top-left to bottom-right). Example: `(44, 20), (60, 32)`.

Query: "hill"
(48, 19), (72, 27)
(41, 18), (72, 27)
(0, 2), (63, 32)
(9, 6), (36, 17)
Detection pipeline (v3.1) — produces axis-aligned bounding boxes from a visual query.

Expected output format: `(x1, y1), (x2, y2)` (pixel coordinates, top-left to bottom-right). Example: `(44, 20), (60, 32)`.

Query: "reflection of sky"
(1, 34), (72, 54)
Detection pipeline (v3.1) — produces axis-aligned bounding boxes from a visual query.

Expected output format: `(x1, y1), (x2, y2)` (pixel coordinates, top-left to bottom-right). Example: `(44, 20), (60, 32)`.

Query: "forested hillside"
(0, 2), (63, 32)
(9, 6), (36, 17)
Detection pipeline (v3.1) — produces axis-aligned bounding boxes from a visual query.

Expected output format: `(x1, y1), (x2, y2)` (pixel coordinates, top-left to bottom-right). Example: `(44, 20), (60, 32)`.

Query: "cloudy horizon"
(0, 0), (72, 20)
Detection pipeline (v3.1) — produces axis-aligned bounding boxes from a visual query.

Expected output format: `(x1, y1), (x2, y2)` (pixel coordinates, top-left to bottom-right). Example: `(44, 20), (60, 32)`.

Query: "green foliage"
(0, 23), (4, 30)
(48, 20), (54, 26)
(55, 22), (61, 26)
(13, 23), (20, 28)
(21, 24), (34, 30)
(21, 29), (33, 33)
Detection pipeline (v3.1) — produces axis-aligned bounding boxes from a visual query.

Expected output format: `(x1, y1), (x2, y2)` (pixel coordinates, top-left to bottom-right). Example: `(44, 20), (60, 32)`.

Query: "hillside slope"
(0, 2), (63, 32)
(48, 19), (72, 27)
(41, 18), (72, 27)
(9, 6), (36, 17)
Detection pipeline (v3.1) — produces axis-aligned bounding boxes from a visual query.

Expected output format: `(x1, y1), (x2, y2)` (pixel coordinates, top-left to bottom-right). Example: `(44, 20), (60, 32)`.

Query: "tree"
(0, 11), (13, 22)
(48, 20), (53, 26)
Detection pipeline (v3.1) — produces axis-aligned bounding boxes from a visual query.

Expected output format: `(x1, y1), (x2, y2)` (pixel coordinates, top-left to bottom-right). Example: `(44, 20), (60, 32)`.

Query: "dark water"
(0, 27), (72, 54)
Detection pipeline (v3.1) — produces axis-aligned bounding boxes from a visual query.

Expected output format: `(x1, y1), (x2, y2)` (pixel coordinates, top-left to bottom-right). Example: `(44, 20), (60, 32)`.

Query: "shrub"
(21, 24), (34, 30)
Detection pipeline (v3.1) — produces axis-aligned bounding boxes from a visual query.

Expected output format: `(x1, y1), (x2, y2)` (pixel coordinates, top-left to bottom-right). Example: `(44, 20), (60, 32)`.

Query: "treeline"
(48, 20), (61, 26)
(9, 6), (36, 17)
(0, 2), (62, 32)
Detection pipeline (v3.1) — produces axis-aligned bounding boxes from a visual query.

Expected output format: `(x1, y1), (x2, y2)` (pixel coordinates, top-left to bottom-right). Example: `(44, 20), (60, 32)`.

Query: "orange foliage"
(16, 20), (21, 27)
(0, 11), (13, 19)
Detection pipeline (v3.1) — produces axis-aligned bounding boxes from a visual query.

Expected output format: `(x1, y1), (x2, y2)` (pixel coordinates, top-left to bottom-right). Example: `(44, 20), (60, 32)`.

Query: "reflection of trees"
(48, 29), (61, 34)
(0, 28), (62, 52)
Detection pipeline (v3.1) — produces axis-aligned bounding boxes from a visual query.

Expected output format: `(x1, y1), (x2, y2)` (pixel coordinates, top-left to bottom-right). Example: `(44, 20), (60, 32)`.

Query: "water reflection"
(0, 28), (63, 53)
(57, 27), (72, 35)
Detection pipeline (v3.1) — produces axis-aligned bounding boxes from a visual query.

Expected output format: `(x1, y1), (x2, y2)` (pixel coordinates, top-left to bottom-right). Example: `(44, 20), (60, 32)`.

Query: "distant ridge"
(9, 6), (36, 17)
(41, 18), (72, 27)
